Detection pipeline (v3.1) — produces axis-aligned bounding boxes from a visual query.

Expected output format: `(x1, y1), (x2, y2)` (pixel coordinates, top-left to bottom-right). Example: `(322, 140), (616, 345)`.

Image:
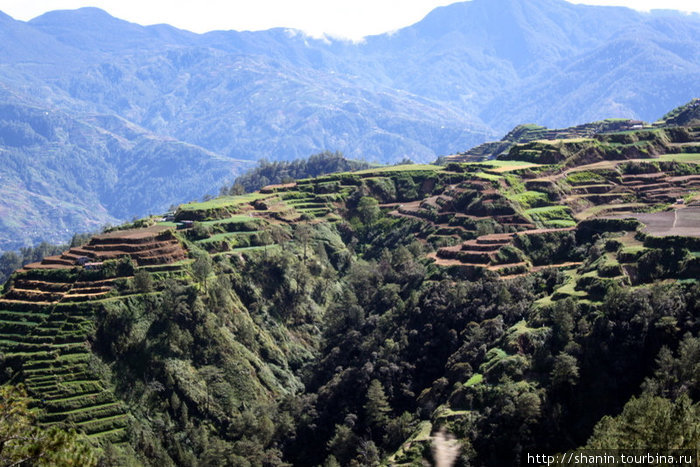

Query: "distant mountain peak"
(30, 6), (120, 25)
(0, 10), (14, 22)
(28, 6), (186, 53)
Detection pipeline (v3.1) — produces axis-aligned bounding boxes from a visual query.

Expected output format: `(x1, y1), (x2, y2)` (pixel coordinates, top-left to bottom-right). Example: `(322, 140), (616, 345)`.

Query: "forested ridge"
(222, 151), (373, 194)
(1, 104), (700, 465)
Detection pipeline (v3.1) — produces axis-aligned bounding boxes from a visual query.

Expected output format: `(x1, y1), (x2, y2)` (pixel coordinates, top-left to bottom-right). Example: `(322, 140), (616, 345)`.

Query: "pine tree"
(364, 379), (391, 431)
(0, 385), (97, 466)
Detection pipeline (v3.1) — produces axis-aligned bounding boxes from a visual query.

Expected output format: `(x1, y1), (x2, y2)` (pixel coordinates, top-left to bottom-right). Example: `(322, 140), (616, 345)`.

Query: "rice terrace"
(1, 1), (700, 460)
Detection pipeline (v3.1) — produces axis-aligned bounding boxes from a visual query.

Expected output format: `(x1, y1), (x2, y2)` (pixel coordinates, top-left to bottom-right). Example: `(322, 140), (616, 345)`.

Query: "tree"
(192, 251), (213, 291)
(327, 424), (357, 465)
(192, 222), (212, 240)
(354, 439), (380, 466)
(230, 183), (246, 195)
(0, 385), (97, 466)
(199, 365), (225, 412)
(294, 224), (313, 263)
(133, 269), (154, 293)
(269, 224), (291, 246)
(364, 379), (391, 432)
(583, 394), (700, 451)
(550, 353), (579, 387)
(357, 197), (381, 226)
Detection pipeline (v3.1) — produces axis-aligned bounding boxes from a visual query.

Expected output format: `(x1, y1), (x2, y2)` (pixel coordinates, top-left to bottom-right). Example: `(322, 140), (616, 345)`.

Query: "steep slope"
(0, 0), (698, 165)
(357, 0), (643, 111)
(12, 7), (494, 162)
(0, 101), (247, 252)
(657, 97), (700, 126)
(482, 16), (700, 129)
(2, 106), (700, 465)
(1, 0), (700, 251)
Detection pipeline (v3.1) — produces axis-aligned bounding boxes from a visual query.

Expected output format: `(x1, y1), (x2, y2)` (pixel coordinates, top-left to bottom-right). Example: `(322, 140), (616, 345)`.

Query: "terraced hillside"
(24, 226), (187, 270)
(2, 106), (700, 465)
(162, 124), (700, 465)
(448, 119), (647, 162)
(173, 122), (700, 283)
(0, 226), (189, 443)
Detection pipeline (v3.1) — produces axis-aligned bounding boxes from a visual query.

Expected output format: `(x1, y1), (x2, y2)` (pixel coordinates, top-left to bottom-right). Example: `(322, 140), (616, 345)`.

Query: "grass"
(288, 203), (326, 209)
(471, 160), (541, 173)
(231, 245), (281, 253)
(575, 203), (648, 220)
(179, 193), (269, 211)
(465, 373), (483, 387)
(350, 164), (442, 175)
(656, 153), (700, 162)
(473, 172), (502, 181)
(548, 269), (587, 301)
(525, 205), (576, 227)
(544, 219), (577, 228)
(434, 406), (472, 421)
(566, 171), (608, 185)
(200, 215), (261, 226)
(525, 205), (571, 215)
(471, 160), (541, 168)
(196, 231), (261, 243)
(552, 279), (587, 300)
(386, 420), (434, 466)
(511, 191), (551, 209)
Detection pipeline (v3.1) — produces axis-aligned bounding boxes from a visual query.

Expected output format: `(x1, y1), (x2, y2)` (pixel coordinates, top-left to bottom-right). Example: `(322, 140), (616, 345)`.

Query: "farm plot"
(0, 302), (128, 442)
(609, 206), (700, 237)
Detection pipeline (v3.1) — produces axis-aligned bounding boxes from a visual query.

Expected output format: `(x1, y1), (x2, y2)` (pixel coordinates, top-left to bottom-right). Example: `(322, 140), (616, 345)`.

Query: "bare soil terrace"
(609, 206), (700, 238)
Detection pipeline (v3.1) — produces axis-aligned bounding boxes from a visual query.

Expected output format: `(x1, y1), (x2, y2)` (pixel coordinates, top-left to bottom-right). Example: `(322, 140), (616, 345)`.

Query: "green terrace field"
(0, 298), (128, 443)
(349, 164), (445, 175)
(200, 215), (263, 225)
(196, 231), (262, 244)
(178, 192), (270, 212)
(472, 171), (503, 181)
(524, 206), (577, 228)
(655, 153), (700, 162)
(0, 224), (202, 445)
(464, 159), (542, 173)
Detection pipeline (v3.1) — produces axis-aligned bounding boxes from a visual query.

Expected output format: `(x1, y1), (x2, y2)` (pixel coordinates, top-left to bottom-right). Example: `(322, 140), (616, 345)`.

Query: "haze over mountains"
(0, 0), (699, 250)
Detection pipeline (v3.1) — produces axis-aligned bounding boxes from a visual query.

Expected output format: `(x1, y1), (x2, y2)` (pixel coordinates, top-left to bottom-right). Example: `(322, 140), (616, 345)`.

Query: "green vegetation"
(525, 206), (576, 227)
(473, 171), (502, 181)
(179, 192), (269, 212)
(221, 151), (372, 194)
(351, 164), (442, 175)
(0, 384), (97, 466)
(512, 190), (551, 209)
(4, 108), (700, 466)
(656, 153), (700, 162)
(565, 170), (608, 185)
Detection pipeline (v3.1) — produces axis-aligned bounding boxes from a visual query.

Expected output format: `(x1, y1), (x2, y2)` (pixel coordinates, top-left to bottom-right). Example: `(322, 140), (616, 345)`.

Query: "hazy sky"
(1, 0), (699, 40)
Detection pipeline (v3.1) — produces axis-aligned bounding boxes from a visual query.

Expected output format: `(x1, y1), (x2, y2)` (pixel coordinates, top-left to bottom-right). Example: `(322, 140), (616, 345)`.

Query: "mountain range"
(1, 0), (699, 250)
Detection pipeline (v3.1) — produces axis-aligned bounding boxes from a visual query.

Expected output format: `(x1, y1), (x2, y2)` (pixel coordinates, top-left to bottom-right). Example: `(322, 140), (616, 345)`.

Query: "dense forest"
(5, 210), (696, 466)
(222, 151), (373, 194)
